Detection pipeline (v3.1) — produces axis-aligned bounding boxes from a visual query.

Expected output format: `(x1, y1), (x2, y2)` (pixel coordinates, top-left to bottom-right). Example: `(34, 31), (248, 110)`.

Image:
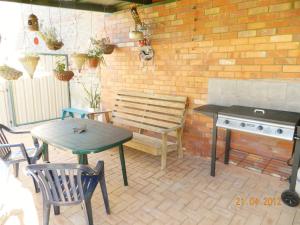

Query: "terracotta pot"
(54, 70), (74, 82)
(88, 58), (99, 68)
(19, 56), (40, 78)
(71, 53), (87, 71)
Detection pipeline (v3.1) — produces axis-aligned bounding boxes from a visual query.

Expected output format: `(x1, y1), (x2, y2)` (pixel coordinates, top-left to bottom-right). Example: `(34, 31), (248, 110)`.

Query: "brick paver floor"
(3, 131), (300, 225)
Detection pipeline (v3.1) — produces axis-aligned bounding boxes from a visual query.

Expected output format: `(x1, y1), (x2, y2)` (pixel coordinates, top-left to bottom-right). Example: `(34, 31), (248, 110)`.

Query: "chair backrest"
(27, 163), (95, 205)
(0, 124), (11, 160)
(113, 90), (188, 136)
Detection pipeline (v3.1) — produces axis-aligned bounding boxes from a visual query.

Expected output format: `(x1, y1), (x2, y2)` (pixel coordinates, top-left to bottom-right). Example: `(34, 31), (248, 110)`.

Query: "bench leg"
(69, 112), (74, 118)
(176, 128), (183, 159)
(161, 133), (167, 170)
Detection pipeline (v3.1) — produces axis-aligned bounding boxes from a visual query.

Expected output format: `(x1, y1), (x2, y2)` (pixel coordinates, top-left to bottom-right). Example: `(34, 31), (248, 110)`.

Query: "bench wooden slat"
(114, 106), (182, 124)
(113, 112), (178, 129)
(124, 133), (177, 156)
(118, 90), (187, 103)
(116, 96), (186, 109)
(116, 101), (184, 116)
(113, 118), (164, 133)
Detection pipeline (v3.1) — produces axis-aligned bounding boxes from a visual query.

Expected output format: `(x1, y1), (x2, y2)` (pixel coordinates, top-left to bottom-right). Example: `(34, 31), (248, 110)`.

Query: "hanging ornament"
(28, 14), (39, 31)
(19, 55), (40, 79)
(33, 36), (39, 45)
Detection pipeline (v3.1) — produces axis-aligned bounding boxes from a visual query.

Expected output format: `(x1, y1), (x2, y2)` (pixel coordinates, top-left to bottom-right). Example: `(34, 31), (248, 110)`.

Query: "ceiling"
(0, 0), (153, 13)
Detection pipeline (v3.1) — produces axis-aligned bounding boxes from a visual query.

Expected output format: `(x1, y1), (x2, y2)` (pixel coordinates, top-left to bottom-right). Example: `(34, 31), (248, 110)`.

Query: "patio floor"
(4, 130), (300, 225)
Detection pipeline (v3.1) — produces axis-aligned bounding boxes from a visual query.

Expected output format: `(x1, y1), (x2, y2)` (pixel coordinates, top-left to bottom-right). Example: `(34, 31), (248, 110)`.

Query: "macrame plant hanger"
(19, 3), (40, 79)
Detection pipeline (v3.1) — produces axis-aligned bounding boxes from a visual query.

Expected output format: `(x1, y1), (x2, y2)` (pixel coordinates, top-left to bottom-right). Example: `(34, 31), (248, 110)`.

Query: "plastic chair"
(0, 124), (41, 191)
(26, 161), (110, 225)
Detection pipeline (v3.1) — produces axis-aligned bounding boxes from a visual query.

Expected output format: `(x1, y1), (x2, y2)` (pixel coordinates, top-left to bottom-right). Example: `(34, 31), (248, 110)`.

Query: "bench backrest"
(112, 91), (188, 135)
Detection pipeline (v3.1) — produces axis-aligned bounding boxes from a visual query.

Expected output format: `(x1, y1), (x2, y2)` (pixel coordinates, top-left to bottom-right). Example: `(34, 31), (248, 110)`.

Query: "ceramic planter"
(19, 55), (40, 79)
(129, 31), (144, 41)
(88, 58), (99, 68)
(28, 14), (39, 31)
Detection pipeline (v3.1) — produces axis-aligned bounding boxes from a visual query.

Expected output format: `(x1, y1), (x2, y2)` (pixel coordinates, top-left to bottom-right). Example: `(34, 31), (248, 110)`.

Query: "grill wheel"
(281, 190), (300, 207)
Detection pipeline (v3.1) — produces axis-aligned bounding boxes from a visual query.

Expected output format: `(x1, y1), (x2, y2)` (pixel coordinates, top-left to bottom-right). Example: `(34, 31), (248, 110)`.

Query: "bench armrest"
(159, 125), (183, 134)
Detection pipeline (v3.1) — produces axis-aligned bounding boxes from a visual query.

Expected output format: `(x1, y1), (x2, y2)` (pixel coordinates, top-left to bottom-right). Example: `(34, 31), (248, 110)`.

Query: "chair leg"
(13, 163), (19, 177)
(43, 203), (51, 225)
(82, 200), (93, 225)
(99, 169), (110, 214)
(53, 206), (60, 215)
(33, 177), (40, 193)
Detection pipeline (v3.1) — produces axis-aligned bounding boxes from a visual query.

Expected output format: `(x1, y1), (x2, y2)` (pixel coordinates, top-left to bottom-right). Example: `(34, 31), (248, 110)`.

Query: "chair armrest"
(0, 143), (28, 159)
(4, 127), (30, 135)
(159, 125), (183, 134)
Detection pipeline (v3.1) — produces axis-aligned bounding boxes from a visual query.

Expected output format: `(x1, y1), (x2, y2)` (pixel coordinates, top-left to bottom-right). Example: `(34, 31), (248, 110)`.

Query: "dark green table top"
(31, 119), (133, 155)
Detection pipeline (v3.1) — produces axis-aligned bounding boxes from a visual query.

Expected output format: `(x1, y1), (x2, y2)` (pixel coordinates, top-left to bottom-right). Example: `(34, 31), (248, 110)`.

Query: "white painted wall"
(0, 1), (105, 112)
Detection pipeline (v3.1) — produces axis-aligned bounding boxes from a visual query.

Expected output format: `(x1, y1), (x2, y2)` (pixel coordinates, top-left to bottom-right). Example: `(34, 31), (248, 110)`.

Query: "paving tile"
(4, 132), (300, 225)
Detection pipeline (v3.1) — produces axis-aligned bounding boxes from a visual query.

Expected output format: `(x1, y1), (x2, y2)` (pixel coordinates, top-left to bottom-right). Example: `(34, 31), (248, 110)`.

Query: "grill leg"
(210, 114), (218, 177)
(224, 129), (231, 164)
(290, 138), (300, 192)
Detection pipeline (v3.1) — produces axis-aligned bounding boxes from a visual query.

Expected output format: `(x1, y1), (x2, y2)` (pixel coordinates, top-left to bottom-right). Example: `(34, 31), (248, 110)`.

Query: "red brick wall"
(100, 0), (300, 176)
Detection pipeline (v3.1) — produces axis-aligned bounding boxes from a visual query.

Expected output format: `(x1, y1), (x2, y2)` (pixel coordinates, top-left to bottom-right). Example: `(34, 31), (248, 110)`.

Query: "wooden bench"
(110, 91), (188, 169)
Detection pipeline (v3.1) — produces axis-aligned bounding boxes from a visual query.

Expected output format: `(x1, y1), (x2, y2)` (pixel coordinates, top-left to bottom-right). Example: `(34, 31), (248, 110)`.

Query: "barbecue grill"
(194, 104), (300, 207)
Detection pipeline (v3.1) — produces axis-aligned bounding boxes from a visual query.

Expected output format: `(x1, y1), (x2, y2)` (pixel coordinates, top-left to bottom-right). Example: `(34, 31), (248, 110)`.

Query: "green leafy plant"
(82, 83), (101, 109)
(87, 38), (105, 65)
(54, 60), (66, 73)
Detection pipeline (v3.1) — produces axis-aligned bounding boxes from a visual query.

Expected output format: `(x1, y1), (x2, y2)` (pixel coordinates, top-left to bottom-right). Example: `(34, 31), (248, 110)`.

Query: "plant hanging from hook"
(129, 6), (154, 61)
(38, 6), (64, 50)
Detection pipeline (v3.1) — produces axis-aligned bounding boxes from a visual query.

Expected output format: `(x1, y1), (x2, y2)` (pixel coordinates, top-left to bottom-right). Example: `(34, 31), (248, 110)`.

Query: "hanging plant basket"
(19, 55), (40, 79)
(54, 70), (74, 82)
(46, 40), (64, 51)
(102, 44), (115, 54)
(0, 65), (23, 80)
(71, 53), (88, 71)
(88, 57), (99, 68)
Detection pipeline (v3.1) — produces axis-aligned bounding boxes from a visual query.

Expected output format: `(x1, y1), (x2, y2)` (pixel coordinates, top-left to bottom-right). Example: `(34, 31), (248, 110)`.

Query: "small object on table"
(73, 124), (87, 133)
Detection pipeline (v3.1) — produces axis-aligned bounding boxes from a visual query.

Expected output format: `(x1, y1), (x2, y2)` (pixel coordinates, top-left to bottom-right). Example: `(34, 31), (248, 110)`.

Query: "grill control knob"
(224, 120), (230, 124)
(257, 125), (263, 131)
(240, 122), (246, 127)
(277, 128), (283, 134)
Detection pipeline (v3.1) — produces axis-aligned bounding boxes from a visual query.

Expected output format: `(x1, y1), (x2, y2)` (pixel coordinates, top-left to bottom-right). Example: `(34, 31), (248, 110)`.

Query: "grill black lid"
(219, 105), (300, 126)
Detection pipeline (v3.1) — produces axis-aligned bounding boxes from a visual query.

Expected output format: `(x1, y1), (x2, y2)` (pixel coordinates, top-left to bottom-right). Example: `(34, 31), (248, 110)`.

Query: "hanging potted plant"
(71, 53), (88, 72)
(19, 54), (40, 79)
(91, 37), (115, 55)
(53, 60), (74, 82)
(87, 46), (104, 69)
(40, 27), (63, 51)
(0, 65), (23, 80)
